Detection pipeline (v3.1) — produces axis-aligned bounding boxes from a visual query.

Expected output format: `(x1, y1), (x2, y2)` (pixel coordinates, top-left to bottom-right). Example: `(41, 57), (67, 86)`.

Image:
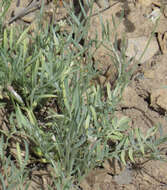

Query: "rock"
(22, 12), (36, 23)
(113, 167), (133, 185)
(126, 36), (159, 63)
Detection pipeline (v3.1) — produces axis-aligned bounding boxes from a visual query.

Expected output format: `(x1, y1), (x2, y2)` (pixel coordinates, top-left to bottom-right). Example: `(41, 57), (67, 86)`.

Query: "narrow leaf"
(3, 28), (8, 50)
(128, 147), (134, 163)
(85, 114), (90, 129)
(16, 142), (22, 167)
(16, 26), (30, 46)
(9, 26), (13, 49)
(135, 128), (145, 155)
(90, 105), (97, 124)
(121, 150), (126, 165)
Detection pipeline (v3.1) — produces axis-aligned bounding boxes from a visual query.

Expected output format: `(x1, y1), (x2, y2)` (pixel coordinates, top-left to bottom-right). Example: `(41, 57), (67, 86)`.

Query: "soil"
(2, 0), (167, 189)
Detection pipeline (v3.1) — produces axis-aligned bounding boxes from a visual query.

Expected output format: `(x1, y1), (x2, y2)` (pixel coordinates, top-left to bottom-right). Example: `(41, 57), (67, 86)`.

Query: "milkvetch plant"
(0, 1), (167, 190)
